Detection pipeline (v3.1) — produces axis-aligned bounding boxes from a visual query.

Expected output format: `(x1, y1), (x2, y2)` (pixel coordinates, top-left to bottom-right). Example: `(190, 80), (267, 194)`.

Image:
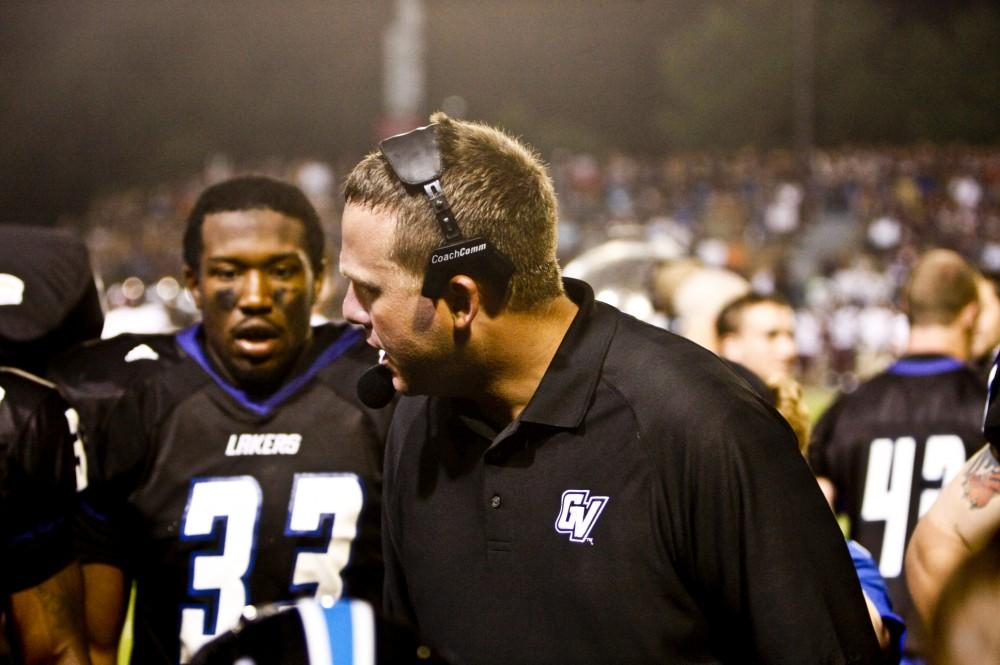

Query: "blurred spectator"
(654, 260), (750, 350)
(716, 292), (798, 384)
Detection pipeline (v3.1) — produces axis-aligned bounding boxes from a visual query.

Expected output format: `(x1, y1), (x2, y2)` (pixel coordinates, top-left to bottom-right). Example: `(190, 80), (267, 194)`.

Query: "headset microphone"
(357, 350), (396, 409)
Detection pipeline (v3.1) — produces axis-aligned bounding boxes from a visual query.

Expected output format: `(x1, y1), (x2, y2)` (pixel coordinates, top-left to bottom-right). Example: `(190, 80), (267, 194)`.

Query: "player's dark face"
(187, 209), (321, 394)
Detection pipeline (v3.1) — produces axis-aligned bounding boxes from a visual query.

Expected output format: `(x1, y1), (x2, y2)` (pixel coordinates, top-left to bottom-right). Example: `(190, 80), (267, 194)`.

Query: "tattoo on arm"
(962, 447), (1000, 509)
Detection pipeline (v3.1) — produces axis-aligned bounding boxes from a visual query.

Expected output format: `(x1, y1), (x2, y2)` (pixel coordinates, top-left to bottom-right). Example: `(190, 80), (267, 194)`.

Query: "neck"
(472, 294), (579, 426)
(906, 324), (972, 362)
(201, 331), (313, 399)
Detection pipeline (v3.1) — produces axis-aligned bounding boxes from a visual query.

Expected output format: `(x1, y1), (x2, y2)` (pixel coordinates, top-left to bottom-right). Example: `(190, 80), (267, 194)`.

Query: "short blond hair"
(343, 112), (563, 311)
(903, 249), (979, 326)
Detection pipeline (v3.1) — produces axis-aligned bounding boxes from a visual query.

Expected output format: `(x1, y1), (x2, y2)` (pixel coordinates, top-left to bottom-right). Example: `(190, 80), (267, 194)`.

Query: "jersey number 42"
(860, 434), (965, 578)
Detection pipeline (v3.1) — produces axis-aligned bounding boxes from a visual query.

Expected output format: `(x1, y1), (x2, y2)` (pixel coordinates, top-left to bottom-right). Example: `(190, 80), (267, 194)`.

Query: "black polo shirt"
(383, 279), (881, 665)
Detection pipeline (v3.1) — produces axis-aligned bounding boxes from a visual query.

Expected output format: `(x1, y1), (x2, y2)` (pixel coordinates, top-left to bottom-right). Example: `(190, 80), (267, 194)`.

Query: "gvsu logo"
(554, 490), (609, 544)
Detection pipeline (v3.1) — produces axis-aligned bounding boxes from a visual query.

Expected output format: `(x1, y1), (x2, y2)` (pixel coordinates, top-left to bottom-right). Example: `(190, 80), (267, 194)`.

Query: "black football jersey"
(0, 368), (80, 594)
(810, 354), (985, 655)
(79, 323), (392, 664)
(49, 332), (183, 475)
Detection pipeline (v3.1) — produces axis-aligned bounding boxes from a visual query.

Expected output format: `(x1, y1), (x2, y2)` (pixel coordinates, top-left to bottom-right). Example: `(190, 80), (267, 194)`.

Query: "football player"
(810, 249), (986, 662)
(48, 332), (181, 665)
(1, 225), (105, 664)
(76, 176), (392, 664)
(1, 368), (89, 665)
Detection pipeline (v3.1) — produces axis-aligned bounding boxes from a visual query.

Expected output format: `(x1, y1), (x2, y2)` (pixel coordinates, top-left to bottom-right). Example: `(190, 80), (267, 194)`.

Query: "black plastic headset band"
(380, 122), (515, 299)
(380, 123), (462, 243)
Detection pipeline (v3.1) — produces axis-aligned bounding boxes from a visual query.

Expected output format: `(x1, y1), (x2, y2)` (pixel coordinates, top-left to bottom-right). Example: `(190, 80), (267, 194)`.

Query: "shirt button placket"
(483, 459), (509, 551)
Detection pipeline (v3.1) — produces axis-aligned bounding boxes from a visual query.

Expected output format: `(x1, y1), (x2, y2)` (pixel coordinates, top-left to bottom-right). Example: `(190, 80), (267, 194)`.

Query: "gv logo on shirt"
(554, 489), (609, 544)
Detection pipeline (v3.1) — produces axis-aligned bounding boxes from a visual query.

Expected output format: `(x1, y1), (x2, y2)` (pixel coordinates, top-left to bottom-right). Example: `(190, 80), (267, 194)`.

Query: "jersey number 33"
(178, 473), (363, 662)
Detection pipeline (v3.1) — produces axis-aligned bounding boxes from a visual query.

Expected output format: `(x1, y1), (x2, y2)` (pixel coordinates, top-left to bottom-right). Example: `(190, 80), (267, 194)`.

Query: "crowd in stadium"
(67, 143), (1000, 388)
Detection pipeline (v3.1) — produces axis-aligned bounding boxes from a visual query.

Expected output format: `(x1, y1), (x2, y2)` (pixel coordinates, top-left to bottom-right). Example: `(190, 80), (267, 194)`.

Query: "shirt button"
(490, 494), (502, 509)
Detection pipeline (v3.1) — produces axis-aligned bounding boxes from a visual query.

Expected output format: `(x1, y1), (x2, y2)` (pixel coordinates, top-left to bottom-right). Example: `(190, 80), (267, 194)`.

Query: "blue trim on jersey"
(176, 325), (362, 417)
(79, 499), (111, 523)
(887, 356), (964, 377)
(5, 516), (66, 545)
(323, 601), (356, 665)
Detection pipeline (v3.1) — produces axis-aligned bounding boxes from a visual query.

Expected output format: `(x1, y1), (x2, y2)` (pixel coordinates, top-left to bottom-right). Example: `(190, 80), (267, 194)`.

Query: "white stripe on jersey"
(296, 597), (376, 665)
(297, 598), (334, 665)
(347, 599), (375, 665)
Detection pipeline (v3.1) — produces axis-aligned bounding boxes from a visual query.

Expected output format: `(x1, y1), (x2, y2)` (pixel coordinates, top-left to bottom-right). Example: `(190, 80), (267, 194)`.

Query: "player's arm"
(861, 591), (890, 651)
(74, 389), (147, 665)
(848, 539), (905, 661)
(80, 563), (129, 665)
(815, 476), (836, 509)
(4, 382), (92, 664)
(75, 482), (134, 665)
(8, 563), (90, 665)
(906, 443), (1000, 624)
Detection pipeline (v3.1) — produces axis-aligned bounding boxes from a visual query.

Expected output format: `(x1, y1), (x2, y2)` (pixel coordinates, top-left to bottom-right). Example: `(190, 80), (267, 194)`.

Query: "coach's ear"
(183, 264), (203, 309)
(443, 274), (480, 334)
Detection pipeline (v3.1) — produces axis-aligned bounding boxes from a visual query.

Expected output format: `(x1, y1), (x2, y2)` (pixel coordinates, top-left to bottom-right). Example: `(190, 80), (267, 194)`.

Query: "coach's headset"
(379, 122), (514, 298)
(356, 123), (515, 409)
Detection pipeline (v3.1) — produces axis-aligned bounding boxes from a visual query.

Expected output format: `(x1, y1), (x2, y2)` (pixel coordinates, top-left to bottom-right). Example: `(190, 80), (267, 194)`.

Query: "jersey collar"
(887, 354), (966, 376)
(176, 324), (361, 416)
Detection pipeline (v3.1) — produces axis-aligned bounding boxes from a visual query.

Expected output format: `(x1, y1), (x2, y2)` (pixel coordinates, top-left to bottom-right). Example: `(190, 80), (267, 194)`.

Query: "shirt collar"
(517, 278), (616, 429)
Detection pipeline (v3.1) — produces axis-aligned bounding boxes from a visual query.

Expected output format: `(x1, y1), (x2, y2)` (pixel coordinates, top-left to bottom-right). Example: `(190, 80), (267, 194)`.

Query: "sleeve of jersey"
(674, 397), (882, 664)
(75, 387), (149, 570)
(2, 391), (78, 593)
